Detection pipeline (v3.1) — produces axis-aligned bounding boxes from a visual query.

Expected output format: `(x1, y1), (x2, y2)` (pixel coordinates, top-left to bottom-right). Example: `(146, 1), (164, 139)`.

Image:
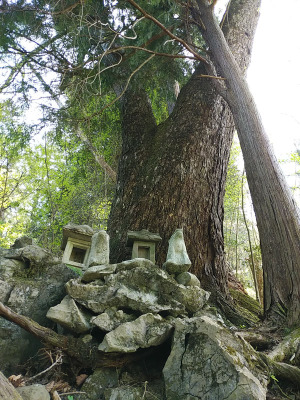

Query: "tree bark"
(108, 0), (261, 296)
(196, 0), (300, 325)
(0, 372), (23, 400)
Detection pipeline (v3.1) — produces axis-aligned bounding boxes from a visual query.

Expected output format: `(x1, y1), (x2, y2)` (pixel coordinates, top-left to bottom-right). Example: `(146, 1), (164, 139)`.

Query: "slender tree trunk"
(108, 0), (261, 296)
(241, 170), (261, 304)
(196, 0), (300, 325)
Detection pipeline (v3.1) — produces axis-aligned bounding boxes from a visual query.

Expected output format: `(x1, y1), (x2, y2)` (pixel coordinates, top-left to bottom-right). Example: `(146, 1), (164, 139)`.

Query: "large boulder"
(0, 244), (77, 375)
(98, 313), (173, 353)
(16, 384), (50, 400)
(77, 368), (119, 400)
(66, 262), (210, 317)
(163, 315), (268, 400)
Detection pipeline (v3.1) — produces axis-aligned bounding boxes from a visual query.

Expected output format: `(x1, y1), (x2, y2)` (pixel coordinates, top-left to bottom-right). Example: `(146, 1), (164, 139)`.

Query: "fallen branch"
(0, 302), (154, 369)
(25, 352), (63, 383)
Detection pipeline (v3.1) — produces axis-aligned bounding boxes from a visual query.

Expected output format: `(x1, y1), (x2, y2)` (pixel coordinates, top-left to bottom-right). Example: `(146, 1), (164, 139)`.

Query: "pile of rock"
(45, 229), (267, 399)
(0, 229), (268, 399)
(47, 258), (209, 353)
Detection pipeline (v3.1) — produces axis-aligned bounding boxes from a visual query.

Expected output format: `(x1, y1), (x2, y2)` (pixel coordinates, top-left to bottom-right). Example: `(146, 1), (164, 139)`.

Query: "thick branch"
(126, 0), (208, 63)
(0, 302), (154, 368)
(76, 129), (117, 183)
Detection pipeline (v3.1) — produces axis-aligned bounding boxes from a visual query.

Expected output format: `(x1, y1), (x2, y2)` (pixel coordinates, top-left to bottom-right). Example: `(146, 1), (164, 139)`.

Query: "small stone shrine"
(61, 223), (94, 268)
(126, 229), (162, 263)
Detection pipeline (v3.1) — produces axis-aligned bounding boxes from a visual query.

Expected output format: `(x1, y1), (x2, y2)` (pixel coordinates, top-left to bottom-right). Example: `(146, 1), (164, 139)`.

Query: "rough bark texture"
(196, 0), (300, 325)
(108, 0), (261, 295)
(0, 372), (23, 400)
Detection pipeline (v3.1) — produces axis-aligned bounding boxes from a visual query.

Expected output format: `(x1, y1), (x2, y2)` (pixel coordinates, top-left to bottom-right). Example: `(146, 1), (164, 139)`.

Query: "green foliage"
(0, 102), (33, 247)
(25, 135), (114, 253)
(66, 264), (83, 276)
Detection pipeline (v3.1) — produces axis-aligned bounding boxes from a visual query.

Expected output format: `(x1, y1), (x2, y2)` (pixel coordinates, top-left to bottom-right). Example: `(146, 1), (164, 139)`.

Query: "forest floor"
(6, 325), (300, 400)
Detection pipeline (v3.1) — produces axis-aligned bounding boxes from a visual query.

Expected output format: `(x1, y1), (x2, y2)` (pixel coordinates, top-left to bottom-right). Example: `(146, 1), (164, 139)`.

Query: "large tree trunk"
(196, 0), (300, 325)
(108, 0), (261, 296)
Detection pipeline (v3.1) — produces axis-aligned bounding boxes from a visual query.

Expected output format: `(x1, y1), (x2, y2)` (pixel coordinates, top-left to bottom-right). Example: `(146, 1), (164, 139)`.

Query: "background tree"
(195, 0), (300, 325)
(0, 102), (32, 246)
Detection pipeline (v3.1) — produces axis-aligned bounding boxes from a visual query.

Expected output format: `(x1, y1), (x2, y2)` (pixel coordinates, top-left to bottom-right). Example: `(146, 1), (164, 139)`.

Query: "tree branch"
(75, 129), (117, 183)
(126, 0), (208, 63)
(0, 301), (158, 368)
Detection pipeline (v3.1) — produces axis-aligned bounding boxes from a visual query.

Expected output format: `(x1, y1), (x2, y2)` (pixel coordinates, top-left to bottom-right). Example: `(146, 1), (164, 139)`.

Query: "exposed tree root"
(267, 328), (300, 366)
(1, 300), (300, 388)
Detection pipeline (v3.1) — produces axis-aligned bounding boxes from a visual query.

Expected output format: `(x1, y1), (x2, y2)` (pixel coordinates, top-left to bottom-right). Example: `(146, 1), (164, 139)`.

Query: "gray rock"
(0, 257), (25, 280)
(0, 279), (13, 302)
(163, 316), (267, 400)
(77, 368), (118, 400)
(11, 235), (33, 249)
(61, 223), (94, 250)
(176, 271), (201, 287)
(87, 231), (110, 267)
(104, 386), (144, 400)
(115, 258), (155, 272)
(4, 244), (60, 267)
(98, 313), (173, 353)
(16, 384), (50, 400)
(163, 229), (191, 275)
(0, 262), (77, 375)
(91, 308), (135, 332)
(47, 295), (92, 333)
(82, 264), (116, 283)
(127, 229), (162, 244)
(66, 265), (210, 316)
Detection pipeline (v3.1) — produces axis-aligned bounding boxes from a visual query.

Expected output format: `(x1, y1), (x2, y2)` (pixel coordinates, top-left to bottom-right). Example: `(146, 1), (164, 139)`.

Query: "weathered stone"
(163, 316), (267, 400)
(67, 266), (210, 316)
(163, 229), (191, 275)
(11, 235), (33, 249)
(126, 230), (162, 263)
(0, 257), (25, 280)
(91, 308), (135, 332)
(61, 223), (94, 250)
(82, 264), (116, 283)
(87, 231), (110, 267)
(47, 295), (92, 333)
(16, 384), (50, 400)
(99, 313), (173, 353)
(0, 279), (13, 302)
(0, 261), (76, 375)
(77, 368), (118, 400)
(127, 230), (162, 244)
(104, 386), (145, 400)
(176, 271), (201, 287)
(5, 244), (60, 267)
(115, 258), (155, 272)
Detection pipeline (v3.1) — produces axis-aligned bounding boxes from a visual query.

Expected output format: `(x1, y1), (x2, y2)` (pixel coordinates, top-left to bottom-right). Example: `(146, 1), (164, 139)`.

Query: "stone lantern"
(126, 229), (162, 263)
(61, 224), (94, 268)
